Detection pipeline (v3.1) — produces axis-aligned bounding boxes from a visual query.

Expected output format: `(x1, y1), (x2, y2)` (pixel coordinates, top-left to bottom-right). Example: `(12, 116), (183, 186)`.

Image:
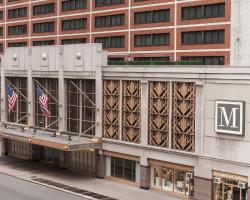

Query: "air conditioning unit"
(238, 182), (246, 189)
(213, 177), (221, 184)
(186, 172), (194, 180)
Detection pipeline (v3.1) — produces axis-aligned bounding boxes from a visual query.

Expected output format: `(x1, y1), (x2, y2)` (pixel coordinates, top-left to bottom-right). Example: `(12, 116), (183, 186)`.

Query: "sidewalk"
(0, 143), (182, 200)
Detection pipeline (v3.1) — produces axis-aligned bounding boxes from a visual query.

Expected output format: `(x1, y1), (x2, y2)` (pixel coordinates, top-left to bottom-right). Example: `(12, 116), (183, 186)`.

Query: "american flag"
(7, 84), (18, 112)
(36, 86), (51, 118)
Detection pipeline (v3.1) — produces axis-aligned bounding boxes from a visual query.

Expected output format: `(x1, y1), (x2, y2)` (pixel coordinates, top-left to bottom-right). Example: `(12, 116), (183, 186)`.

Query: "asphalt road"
(0, 172), (88, 200)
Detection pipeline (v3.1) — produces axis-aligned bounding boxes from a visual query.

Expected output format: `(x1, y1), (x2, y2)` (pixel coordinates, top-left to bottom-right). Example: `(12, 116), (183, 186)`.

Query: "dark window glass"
(134, 57), (170, 62)
(95, 14), (124, 28)
(0, 11), (3, 20)
(0, 43), (3, 52)
(111, 157), (136, 182)
(134, 33), (170, 47)
(95, 0), (124, 7)
(62, 0), (87, 11)
(0, 27), (3, 36)
(95, 36), (124, 48)
(62, 38), (86, 45)
(33, 3), (55, 15)
(8, 25), (27, 35)
(33, 22), (55, 33)
(8, 7), (27, 19)
(62, 18), (87, 31)
(33, 40), (55, 46)
(181, 56), (225, 65)
(135, 9), (170, 24)
(182, 3), (225, 20)
(8, 42), (27, 47)
(181, 30), (225, 45)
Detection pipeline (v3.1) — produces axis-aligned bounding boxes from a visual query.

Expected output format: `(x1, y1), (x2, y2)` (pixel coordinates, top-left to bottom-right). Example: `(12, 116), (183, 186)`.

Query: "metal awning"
(0, 127), (102, 151)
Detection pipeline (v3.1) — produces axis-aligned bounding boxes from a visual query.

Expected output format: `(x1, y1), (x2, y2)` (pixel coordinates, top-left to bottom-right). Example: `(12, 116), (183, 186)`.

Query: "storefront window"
(213, 176), (248, 200)
(111, 157), (136, 182)
(151, 165), (194, 197)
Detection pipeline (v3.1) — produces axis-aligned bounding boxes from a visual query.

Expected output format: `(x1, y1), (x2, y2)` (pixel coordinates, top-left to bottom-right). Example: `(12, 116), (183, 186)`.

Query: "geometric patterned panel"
(172, 82), (196, 152)
(148, 81), (169, 148)
(122, 80), (141, 143)
(103, 80), (120, 140)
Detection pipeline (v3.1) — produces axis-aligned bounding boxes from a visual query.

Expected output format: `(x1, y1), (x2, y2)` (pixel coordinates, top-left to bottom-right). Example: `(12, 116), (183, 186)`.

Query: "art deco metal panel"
(172, 82), (196, 152)
(103, 80), (120, 140)
(122, 80), (141, 143)
(148, 81), (169, 148)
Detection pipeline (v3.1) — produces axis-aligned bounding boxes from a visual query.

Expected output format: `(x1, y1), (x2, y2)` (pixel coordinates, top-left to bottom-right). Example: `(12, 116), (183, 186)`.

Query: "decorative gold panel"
(122, 80), (141, 143)
(172, 82), (196, 152)
(148, 81), (169, 147)
(103, 80), (120, 139)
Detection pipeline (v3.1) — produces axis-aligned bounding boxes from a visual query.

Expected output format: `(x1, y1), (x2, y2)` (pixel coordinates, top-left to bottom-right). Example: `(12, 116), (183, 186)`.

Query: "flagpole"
(70, 81), (96, 107)
(32, 118), (60, 136)
(67, 123), (96, 144)
(3, 114), (29, 129)
(6, 79), (29, 102)
(34, 79), (60, 105)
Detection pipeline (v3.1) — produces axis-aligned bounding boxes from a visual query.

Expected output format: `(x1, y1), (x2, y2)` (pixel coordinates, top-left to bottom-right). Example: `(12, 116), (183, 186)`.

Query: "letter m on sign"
(215, 101), (245, 136)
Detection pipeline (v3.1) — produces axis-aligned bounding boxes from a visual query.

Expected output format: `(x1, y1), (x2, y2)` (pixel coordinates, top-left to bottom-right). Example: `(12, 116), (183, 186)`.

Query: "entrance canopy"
(0, 126), (102, 151)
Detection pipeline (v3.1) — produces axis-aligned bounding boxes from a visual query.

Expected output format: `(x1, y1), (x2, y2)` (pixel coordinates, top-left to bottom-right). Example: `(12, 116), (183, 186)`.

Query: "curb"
(0, 171), (97, 200)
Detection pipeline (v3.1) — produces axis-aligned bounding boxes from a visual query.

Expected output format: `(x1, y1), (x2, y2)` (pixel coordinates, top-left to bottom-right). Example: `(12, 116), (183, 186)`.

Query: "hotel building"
(0, 0), (248, 65)
(1, 45), (250, 200)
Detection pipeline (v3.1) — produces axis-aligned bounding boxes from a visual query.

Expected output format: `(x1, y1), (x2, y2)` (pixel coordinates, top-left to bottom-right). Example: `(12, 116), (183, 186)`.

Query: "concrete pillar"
(1, 56), (6, 122)
(248, 187), (250, 200)
(140, 157), (150, 190)
(58, 47), (66, 132)
(194, 176), (212, 200)
(95, 150), (105, 178)
(27, 48), (34, 126)
(95, 47), (103, 138)
(58, 150), (68, 168)
(1, 138), (8, 156)
(140, 165), (150, 190)
(140, 80), (148, 145)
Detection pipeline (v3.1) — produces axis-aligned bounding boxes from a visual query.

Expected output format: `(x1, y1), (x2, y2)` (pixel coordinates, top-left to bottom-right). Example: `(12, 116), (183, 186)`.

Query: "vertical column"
(58, 47), (65, 132)
(194, 176), (212, 200)
(58, 150), (68, 168)
(95, 150), (105, 178)
(140, 80), (148, 145)
(95, 51), (102, 138)
(1, 56), (6, 121)
(140, 157), (150, 190)
(27, 48), (34, 126)
(195, 81), (204, 155)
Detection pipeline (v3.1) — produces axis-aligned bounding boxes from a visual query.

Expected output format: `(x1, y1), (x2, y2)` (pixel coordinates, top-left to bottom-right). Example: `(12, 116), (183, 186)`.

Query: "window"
(67, 79), (95, 135)
(152, 165), (194, 196)
(134, 57), (170, 62)
(0, 27), (3, 36)
(7, 78), (28, 125)
(8, 42), (27, 47)
(62, 18), (87, 31)
(181, 30), (225, 45)
(33, 40), (55, 46)
(33, 22), (55, 33)
(33, 3), (55, 15)
(62, 0), (87, 11)
(135, 9), (170, 24)
(0, 11), (3, 20)
(134, 33), (170, 47)
(111, 157), (136, 182)
(95, 36), (124, 48)
(35, 78), (58, 130)
(182, 3), (225, 20)
(181, 56), (225, 65)
(0, 43), (3, 52)
(95, 0), (124, 7)
(62, 38), (86, 45)
(8, 7), (27, 18)
(95, 14), (125, 28)
(8, 25), (27, 35)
